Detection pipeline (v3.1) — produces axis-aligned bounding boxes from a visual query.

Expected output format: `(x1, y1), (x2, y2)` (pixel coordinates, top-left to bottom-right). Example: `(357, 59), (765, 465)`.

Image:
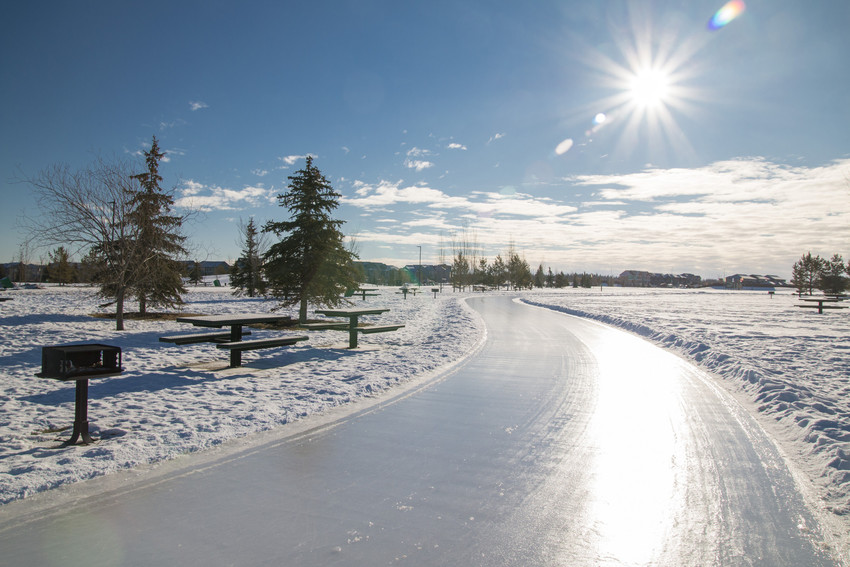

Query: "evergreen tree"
(188, 261), (204, 285)
(451, 251), (470, 291)
(231, 217), (266, 297)
(491, 255), (507, 288)
(127, 136), (188, 314)
(507, 251), (532, 290)
(534, 264), (545, 288)
(791, 252), (824, 295)
(263, 157), (358, 323)
(48, 246), (74, 285)
(819, 254), (848, 295)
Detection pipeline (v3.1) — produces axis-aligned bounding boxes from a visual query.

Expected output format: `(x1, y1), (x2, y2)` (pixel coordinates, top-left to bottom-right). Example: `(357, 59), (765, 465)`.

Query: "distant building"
(182, 261), (230, 277)
(725, 274), (788, 289)
(619, 270), (702, 288)
(619, 270), (653, 287)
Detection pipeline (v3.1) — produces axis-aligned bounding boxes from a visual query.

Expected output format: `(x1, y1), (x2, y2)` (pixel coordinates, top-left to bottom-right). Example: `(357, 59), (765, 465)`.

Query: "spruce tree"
(127, 136), (187, 314)
(263, 157), (358, 323)
(231, 217), (266, 297)
(48, 246), (74, 285)
(819, 254), (848, 295)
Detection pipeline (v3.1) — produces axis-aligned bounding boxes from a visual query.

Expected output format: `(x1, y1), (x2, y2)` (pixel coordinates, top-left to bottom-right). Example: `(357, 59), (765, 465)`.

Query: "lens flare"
(708, 0), (745, 30)
(594, 113), (607, 125)
(555, 138), (574, 155)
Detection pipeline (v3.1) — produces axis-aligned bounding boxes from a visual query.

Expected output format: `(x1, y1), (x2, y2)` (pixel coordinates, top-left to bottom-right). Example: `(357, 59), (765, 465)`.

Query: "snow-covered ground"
(1, 284), (848, 536)
(0, 284), (483, 504)
(522, 287), (850, 524)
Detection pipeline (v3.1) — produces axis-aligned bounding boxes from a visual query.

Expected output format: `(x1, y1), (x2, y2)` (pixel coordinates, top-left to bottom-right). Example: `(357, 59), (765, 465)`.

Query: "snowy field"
(0, 284), (483, 504)
(1, 285), (848, 537)
(522, 287), (850, 525)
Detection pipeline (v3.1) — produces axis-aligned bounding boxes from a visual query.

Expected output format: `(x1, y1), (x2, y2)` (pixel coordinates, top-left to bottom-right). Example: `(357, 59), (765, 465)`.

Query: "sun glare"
(628, 68), (670, 108)
(566, 5), (708, 163)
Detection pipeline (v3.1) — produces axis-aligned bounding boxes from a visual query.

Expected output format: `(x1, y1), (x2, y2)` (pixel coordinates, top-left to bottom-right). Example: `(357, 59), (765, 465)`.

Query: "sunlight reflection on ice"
(586, 331), (686, 565)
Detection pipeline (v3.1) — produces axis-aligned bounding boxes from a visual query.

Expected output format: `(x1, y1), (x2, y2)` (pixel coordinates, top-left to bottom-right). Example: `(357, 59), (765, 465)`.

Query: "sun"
(567, 6), (706, 163)
(628, 68), (670, 109)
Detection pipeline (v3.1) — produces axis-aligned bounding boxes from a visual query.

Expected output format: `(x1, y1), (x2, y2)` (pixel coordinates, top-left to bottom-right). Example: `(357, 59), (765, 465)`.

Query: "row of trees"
(791, 252), (849, 295)
(27, 144), (358, 328)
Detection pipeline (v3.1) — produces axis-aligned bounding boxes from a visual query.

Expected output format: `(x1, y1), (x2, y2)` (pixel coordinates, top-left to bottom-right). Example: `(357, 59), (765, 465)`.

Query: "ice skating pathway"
(0, 296), (839, 566)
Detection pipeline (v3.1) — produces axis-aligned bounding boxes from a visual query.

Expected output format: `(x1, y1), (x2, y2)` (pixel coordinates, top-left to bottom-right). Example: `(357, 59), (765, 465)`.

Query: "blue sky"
(2, 0), (848, 279)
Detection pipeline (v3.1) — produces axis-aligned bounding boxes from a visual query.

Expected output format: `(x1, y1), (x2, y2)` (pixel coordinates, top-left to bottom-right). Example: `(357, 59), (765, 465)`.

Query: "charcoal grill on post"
(36, 344), (123, 445)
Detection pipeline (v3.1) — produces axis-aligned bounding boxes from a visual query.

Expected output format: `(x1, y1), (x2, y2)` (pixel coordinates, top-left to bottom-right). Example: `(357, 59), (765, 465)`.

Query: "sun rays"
(564, 5), (713, 164)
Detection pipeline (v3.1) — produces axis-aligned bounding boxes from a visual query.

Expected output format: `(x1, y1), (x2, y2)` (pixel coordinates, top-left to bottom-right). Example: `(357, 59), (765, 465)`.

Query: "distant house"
(183, 261), (231, 277)
(619, 270), (653, 287)
(619, 270), (702, 288)
(726, 274), (788, 289)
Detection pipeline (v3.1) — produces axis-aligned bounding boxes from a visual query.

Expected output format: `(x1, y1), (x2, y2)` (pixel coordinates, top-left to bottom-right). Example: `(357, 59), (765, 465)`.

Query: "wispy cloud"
(406, 147), (433, 157)
(404, 159), (434, 172)
(189, 101), (209, 111)
(278, 154), (316, 167)
(343, 158), (850, 276)
(487, 132), (505, 144)
(447, 142), (467, 150)
(174, 180), (276, 212)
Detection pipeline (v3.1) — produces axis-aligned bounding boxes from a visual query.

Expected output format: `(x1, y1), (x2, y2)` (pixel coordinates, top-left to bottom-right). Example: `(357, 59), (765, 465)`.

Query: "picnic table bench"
(797, 297), (848, 314)
(160, 331), (252, 345)
(312, 308), (404, 348)
(169, 313), (302, 367)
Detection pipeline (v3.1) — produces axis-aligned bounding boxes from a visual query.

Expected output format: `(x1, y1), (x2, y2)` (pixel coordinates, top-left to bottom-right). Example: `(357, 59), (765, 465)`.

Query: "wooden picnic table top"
(799, 297), (844, 303)
(314, 308), (389, 318)
(175, 313), (292, 327)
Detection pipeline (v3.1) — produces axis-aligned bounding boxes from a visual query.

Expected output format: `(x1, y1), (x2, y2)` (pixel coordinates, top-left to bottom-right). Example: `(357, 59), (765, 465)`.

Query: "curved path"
(0, 296), (837, 566)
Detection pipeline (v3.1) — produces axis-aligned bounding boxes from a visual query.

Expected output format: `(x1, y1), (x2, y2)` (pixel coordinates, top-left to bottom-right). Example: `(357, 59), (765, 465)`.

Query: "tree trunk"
(115, 287), (126, 331)
(139, 293), (147, 316)
(299, 296), (308, 325)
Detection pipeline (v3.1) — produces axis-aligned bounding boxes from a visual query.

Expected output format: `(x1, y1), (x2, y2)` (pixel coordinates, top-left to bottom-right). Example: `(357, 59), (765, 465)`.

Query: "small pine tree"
(231, 217), (266, 297)
(263, 157), (358, 323)
(48, 246), (74, 285)
(128, 136), (187, 314)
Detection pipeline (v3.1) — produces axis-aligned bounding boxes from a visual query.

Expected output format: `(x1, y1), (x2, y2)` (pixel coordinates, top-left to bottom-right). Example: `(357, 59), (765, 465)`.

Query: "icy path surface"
(521, 288), (850, 525)
(0, 296), (840, 566)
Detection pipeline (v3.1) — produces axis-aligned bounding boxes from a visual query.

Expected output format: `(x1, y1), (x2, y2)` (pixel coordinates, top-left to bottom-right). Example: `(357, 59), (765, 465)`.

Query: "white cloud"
(189, 101), (209, 111)
(447, 143), (467, 150)
(278, 154), (316, 167)
(404, 159), (434, 172)
(487, 132), (506, 144)
(342, 157), (850, 277)
(406, 147), (433, 157)
(252, 169), (270, 177)
(174, 180), (277, 212)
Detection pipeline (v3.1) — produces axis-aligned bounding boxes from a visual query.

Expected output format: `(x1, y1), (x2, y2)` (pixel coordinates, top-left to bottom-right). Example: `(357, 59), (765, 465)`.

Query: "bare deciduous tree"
(22, 156), (140, 330)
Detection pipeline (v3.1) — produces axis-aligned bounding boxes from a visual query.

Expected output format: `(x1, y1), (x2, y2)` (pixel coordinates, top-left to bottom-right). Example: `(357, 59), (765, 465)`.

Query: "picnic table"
(346, 288), (379, 300)
(169, 313), (305, 367)
(398, 286), (418, 299)
(797, 297), (848, 314)
(312, 307), (403, 349)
